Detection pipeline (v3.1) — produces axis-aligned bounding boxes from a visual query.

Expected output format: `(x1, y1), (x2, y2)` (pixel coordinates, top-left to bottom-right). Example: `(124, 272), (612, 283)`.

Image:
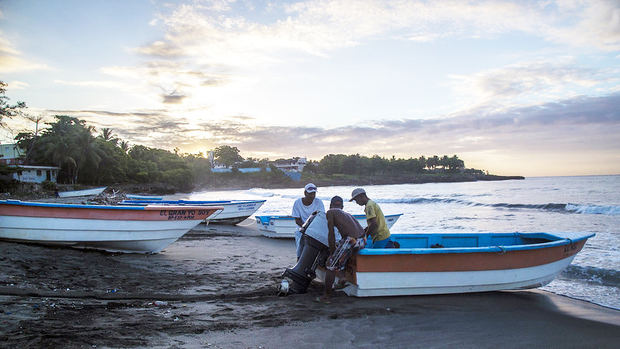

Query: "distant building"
(12, 165), (60, 183)
(272, 157), (307, 182)
(273, 157), (307, 172)
(0, 143), (24, 165)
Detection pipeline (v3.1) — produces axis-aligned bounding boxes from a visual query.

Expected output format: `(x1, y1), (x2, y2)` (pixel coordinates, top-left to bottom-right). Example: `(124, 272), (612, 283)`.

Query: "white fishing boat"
(57, 186), (107, 198)
(0, 200), (222, 253)
(121, 199), (267, 225)
(256, 213), (403, 238)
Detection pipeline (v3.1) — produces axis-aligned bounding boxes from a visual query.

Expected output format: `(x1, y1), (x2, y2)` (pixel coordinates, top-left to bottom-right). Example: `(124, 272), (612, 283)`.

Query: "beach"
(0, 220), (618, 348)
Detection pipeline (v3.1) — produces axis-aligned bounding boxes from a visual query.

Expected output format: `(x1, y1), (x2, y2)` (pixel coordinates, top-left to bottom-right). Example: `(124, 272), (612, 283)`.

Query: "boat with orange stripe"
(0, 200), (223, 253)
(336, 232), (595, 297)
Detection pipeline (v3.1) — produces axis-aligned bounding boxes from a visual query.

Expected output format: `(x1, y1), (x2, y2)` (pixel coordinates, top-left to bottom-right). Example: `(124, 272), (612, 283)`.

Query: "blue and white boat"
(122, 199), (267, 225)
(256, 213), (403, 238)
(331, 231), (596, 297)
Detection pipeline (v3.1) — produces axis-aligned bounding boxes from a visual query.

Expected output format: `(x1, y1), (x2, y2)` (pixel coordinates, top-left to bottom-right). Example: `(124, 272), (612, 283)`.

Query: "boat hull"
(0, 201), (222, 253)
(126, 195), (163, 200)
(57, 187), (107, 198)
(122, 199), (266, 225)
(257, 213), (403, 238)
(344, 255), (577, 297)
(320, 232), (593, 297)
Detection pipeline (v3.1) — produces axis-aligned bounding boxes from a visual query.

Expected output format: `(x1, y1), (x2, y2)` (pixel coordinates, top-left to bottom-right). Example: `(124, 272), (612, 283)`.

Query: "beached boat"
(57, 186), (107, 198)
(0, 200), (222, 253)
(256, 213), (403, 238)
(121, 199), (267, 225)
(126, 194), (164, 200)
(330, 232), (595, 297)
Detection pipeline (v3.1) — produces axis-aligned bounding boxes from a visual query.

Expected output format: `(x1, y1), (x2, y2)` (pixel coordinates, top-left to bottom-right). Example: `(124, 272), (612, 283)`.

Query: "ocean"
(184, 175), (620, 310)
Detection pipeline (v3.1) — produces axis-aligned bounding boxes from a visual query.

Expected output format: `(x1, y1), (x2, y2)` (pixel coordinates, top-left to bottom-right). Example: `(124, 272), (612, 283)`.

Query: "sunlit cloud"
(5, 80), (29, 90)
(54, 79), (130, 89)
(114, 0), (620, 116)
(0, 34), (49, 73)
(39, 92), (618, 156)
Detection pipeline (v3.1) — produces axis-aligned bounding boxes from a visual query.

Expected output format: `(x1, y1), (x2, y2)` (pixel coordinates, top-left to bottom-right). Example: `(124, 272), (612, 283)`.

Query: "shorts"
(326, 236), (366, 271)
(372, 237), (398, 248)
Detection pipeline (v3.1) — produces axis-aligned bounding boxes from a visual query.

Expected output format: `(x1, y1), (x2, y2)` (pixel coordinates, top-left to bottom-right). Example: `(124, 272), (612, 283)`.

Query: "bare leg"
(324, 270), (335, 298)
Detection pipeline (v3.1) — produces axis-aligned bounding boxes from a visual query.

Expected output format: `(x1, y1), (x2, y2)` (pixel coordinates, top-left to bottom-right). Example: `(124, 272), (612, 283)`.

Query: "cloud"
(449, 59), (616, 111)
(54, 79), (130, 89)
(165, 93), (619, 160)
(139, 0), (619, 64)
(0, 34), (49, 73)
(4, 92), (611, 175)
(161, 91), (187, 104)
(106, 0), (618, 113)
(547, 0), (620, 51)
(133, 40), (185, 58)
(97, 61), (229, 107)
(5, 80), (29, 90)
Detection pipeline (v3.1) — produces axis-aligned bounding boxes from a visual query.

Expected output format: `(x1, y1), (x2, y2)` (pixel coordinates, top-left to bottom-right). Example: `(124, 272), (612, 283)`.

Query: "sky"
(0, 0), (619, 177)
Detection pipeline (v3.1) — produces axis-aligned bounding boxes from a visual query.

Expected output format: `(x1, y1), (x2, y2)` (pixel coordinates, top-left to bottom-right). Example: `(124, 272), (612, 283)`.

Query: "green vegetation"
(12, 115), (292, 193)
(297, 153), (513, 187)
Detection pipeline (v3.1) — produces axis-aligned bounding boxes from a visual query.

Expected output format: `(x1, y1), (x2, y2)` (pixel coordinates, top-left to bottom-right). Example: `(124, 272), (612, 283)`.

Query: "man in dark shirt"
(320, 196), (365, 302)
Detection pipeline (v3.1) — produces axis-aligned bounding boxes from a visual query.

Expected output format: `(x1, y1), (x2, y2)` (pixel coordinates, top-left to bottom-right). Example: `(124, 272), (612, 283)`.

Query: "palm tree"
(119, 140), (130, 153)
(100, 128), (118, 144)
(42, 135), (77, 183)
(73, 126), (103, 183)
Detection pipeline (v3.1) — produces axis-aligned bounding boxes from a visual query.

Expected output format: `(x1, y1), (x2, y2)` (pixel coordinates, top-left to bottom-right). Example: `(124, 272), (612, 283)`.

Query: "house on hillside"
(0, 143), (60, 183)
(272, 157), (307, 181)
(273, 157), (307, 172)
(0, 143), (24, 165)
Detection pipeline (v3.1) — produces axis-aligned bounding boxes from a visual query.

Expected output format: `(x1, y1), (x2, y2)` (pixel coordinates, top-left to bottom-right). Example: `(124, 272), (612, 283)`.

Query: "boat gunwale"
(0, 200), (223, 212)
(256, 213), (403, 221)
(121, 199), (267, 206)
(359, 232), (595, 255)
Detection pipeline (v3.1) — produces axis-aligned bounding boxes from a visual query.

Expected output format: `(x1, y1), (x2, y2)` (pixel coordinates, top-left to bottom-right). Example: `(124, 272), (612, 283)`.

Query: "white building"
(12, 165), (60, 184)
(273, 157), (307, 172)
(0, 143), (23, 165)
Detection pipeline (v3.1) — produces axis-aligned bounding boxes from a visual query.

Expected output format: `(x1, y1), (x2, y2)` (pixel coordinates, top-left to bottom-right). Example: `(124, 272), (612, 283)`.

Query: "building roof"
(11, 165), (60, 170)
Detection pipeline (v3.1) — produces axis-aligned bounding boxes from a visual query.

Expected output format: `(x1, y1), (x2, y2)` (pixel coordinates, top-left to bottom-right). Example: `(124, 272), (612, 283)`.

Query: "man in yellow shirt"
(350, 188), (395, 248)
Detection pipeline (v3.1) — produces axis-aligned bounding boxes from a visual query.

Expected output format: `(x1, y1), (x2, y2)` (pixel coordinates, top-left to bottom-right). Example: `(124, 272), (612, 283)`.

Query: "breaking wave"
(375, 198), (620, 216)
(560, 265), (620, 287)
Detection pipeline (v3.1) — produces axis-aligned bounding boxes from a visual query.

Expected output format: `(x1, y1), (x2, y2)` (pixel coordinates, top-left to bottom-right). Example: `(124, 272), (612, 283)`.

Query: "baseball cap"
(304, 183), (317, 193)
(330, 195), (343, 207)
(349, 188), (366, 201)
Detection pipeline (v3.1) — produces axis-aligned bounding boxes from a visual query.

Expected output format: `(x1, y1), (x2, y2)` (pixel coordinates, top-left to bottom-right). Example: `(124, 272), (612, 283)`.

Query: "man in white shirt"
(292, 183), (325, 259)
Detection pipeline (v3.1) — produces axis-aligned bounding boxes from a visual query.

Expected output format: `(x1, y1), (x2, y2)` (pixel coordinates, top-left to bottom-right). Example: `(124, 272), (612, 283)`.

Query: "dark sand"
(1, 220), (618, 348)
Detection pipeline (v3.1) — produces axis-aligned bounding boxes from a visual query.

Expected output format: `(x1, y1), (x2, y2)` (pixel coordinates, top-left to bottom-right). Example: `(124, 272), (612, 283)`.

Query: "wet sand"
(1, 220), (618, 348)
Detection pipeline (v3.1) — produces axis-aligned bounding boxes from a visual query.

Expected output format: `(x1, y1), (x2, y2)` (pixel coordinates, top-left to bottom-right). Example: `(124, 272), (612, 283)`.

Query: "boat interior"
(383, 233), (561, 249)
(357, 232), (589, 254)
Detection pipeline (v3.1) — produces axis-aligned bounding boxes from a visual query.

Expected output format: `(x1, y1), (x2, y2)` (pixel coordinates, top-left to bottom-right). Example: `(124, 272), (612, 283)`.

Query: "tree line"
(306, 153), (465, 176)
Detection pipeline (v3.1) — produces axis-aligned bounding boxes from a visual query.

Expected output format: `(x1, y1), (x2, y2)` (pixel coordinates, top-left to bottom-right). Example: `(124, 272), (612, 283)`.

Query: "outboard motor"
(279, 211), (329, 295)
